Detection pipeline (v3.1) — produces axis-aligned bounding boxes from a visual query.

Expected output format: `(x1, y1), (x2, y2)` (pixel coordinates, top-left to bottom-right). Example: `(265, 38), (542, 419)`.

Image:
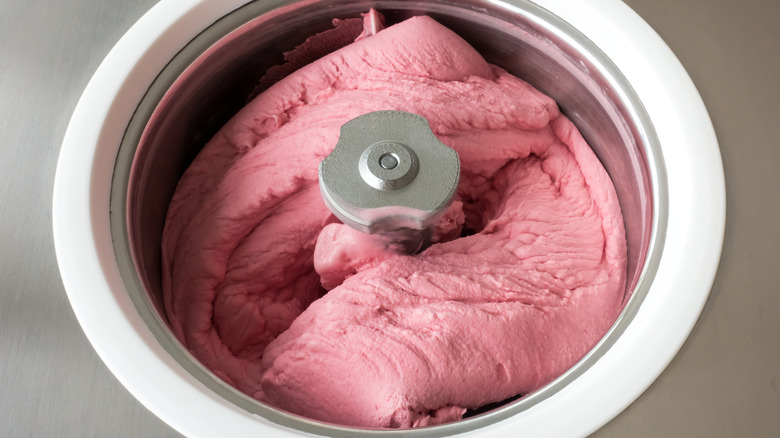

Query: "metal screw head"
(319, 110), (460, 236)
(358, 140), (419, 191)
(379, 154), (398, 170)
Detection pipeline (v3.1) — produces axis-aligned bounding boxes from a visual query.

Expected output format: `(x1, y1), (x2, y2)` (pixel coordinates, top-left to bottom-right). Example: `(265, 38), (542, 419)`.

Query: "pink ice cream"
(161, 13), (627, 429)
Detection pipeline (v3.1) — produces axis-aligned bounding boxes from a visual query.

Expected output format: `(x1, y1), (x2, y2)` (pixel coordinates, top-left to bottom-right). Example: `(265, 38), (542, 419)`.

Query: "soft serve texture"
(161, 14), (627, 428)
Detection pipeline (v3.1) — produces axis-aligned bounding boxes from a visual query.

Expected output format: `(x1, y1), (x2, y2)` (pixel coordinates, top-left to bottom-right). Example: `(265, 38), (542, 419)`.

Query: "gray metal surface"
(320, 110), (460, 243)
(1, 1), (778, 438)
(0, 2), (179, 437)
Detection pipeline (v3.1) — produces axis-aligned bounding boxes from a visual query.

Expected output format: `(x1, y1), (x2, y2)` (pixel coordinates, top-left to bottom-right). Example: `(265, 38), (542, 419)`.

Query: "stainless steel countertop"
(1, 0), (778, 436)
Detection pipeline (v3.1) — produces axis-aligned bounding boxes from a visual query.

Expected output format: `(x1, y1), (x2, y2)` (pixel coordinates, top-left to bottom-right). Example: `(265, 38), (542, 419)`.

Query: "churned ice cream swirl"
(161, 14), (626, 428)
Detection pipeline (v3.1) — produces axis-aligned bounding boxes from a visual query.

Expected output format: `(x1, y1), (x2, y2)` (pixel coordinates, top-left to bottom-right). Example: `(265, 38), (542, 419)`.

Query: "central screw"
(358, 140), (418, 190)
(380, 154), (398, 170)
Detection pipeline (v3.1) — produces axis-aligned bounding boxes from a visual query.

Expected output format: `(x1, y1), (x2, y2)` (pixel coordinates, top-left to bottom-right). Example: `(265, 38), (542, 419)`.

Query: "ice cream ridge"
(161, 11), (627, 429)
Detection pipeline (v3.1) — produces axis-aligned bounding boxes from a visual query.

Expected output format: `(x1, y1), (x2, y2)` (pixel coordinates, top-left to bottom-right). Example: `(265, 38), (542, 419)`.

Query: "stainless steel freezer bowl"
(109, 0), (667, 436)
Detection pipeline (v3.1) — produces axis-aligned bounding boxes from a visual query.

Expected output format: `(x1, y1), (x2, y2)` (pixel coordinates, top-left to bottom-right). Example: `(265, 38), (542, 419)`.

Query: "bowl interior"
(110, 0), (662, 435)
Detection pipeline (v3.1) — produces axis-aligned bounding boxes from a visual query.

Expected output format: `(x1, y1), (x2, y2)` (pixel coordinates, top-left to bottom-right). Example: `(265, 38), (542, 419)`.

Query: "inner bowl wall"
(113, 0), (658, 435)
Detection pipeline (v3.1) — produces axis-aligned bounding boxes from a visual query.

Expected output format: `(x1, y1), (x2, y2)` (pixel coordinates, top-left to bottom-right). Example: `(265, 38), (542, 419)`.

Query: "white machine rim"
(52, 0), (725, 436)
